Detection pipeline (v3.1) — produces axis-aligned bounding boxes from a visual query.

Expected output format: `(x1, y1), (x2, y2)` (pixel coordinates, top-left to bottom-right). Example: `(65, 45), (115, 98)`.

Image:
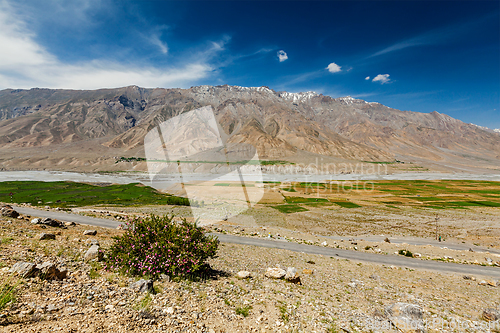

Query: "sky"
(0, 0), (499, 129)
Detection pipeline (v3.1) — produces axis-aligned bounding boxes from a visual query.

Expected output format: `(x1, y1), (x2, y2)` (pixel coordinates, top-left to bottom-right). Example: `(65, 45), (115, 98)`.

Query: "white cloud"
(326, 62), (341, 73)
(150, 35), (168, 54)
(0, 0), (217, 89)
(277, 50), (288, 62)
(372, 74), (391, 84)
(365, 76), (370, 80)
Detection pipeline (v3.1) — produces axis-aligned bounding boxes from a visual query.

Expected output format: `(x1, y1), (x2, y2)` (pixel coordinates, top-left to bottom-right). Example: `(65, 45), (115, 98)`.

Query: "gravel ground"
(0, 211), (499, 333)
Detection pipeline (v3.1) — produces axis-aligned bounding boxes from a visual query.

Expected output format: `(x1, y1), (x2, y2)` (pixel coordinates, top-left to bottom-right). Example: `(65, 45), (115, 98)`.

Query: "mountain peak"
(278, 91), (319, 103)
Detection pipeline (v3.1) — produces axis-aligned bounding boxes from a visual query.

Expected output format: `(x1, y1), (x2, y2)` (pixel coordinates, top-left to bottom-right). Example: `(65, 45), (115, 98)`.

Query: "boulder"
(85, 239), (99, 246)
(0, 205), (19, 218)
(39, 233), (56, 240)
(129, 279), (154, 293)
(236, 271), (252, 279)
(9, 262), (38, 278)
(385, 302), (425, 333)
(265, 267), (286, 279)
(83, 230), (97, 236)
(36, 262), (67, 280)
(84, 245), (102, 261)
(38, 217), (63, 227)
(31, 218), (41, 224)
(284, 267), (301, 284)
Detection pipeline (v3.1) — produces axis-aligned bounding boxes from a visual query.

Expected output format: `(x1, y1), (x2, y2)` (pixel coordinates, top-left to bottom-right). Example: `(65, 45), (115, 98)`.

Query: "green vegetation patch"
(331, 201), (361, 208)
(271, 204), (309, 214)
(0, 181), (190, 207)
(284, 196), (329, 203)
(106, 215), (218, 279)
(260, 160), (294, 165)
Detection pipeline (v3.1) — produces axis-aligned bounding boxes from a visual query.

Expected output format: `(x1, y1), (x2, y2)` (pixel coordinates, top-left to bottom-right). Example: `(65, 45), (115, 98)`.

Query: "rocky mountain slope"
(0, 85), (498, 172)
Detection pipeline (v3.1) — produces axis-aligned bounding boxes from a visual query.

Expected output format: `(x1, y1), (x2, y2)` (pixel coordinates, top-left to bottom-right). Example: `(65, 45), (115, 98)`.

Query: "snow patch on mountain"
(471, 123), (492, 131)
(279, 91), (319, 103)
(334, 96), (370, 105)
(494, 128), (500, 133)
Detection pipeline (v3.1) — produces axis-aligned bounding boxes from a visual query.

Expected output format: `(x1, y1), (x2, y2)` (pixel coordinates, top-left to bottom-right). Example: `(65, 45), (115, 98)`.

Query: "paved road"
(323, 235), (500, 255)
(14, 206), (500, 279)
(15, 206), (122, 229)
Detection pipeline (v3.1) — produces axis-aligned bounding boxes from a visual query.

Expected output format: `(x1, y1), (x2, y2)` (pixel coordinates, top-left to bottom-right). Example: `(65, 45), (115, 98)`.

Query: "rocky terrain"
(0, 85), (499, 173)
(0, 205), (500, 332)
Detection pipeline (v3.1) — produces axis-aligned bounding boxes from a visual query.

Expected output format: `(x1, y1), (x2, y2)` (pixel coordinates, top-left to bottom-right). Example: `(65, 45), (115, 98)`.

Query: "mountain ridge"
(0, 85), (498, 173)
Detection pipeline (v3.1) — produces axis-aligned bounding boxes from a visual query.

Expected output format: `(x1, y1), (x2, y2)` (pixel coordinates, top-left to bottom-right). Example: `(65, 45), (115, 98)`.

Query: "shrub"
(105, 215), (218, 279)
(398, 249), (413, 257)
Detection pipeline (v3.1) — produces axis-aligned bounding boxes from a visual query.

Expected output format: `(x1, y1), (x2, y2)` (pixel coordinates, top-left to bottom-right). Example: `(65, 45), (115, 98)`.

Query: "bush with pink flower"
(105, 215), (218, 279)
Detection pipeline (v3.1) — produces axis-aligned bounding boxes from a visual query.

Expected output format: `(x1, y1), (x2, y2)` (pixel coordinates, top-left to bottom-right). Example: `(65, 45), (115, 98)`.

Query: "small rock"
(0, 205), (19, 218)
(165, 307), (175, 314)
(40, 217), (62, 227)
(265, 267), (286, 279)
(463, 275), (476, 281)
(31, 218), (41, 224)
(38, 233), (56, 240)
(129, 279), (154, 293)
(9, 262), (38, 278)
(284, 267), (301, 284)
(469, 248), (474, 252)
(105, 304), (115, 311)
(413, 253), (422, 258)
(369, 274), (381, 280)
(385, 302), (425, 333)
(482, 308), (500, 321)
(84, 245), (102, 261)
(384, 237), (391, 243)
(478, 280), (496, 287)
(46, 304), (58, 312)
(86, 239), (100, 246)
(36, 262), (67, 280)
(302, 269), (313, 275)
(83, 230), (97, 236)
(236, 271), (252, 279)
(348, 279), (363, 288)
(321, 241), (327, 246)
(65, 221), (76, 227)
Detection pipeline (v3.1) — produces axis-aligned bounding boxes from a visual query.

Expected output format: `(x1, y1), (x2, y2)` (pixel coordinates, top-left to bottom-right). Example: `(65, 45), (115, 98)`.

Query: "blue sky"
(0, 0), (499, 129)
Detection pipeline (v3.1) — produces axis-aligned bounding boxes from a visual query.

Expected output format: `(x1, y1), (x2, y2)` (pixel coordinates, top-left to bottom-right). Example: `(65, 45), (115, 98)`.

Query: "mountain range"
(0, 85), (498, 173)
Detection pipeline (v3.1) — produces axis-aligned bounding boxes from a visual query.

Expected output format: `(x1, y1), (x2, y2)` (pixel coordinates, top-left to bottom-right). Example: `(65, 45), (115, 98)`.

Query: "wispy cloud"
(149, 34), (169, 54)
(372, 74), (391, 84)
(367, 13), (497, 58)
(277, 50), (288, 62)
(326, 62), (341, 73)
(0, 0), (220, 89)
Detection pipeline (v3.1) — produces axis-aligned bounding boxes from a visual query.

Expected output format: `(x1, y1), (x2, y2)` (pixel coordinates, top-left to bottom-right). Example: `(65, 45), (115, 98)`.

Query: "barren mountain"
(0, 85), (498, 173)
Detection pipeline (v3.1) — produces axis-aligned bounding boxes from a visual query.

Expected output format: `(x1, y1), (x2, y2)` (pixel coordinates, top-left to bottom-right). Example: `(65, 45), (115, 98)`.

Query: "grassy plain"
(0, 181), (190, 208)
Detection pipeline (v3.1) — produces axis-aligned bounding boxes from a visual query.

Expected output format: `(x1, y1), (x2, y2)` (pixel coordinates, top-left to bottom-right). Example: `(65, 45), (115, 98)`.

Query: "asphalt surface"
(14, 206), (500, 279)
(323, 235), (500, 255)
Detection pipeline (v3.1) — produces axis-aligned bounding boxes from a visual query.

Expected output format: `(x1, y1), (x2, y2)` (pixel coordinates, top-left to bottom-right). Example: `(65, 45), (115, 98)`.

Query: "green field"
(331, 201), (362, 208)
(271, 204), (309, 214)
(0, 181), (190, 208)
(263, 180), (500, 213)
